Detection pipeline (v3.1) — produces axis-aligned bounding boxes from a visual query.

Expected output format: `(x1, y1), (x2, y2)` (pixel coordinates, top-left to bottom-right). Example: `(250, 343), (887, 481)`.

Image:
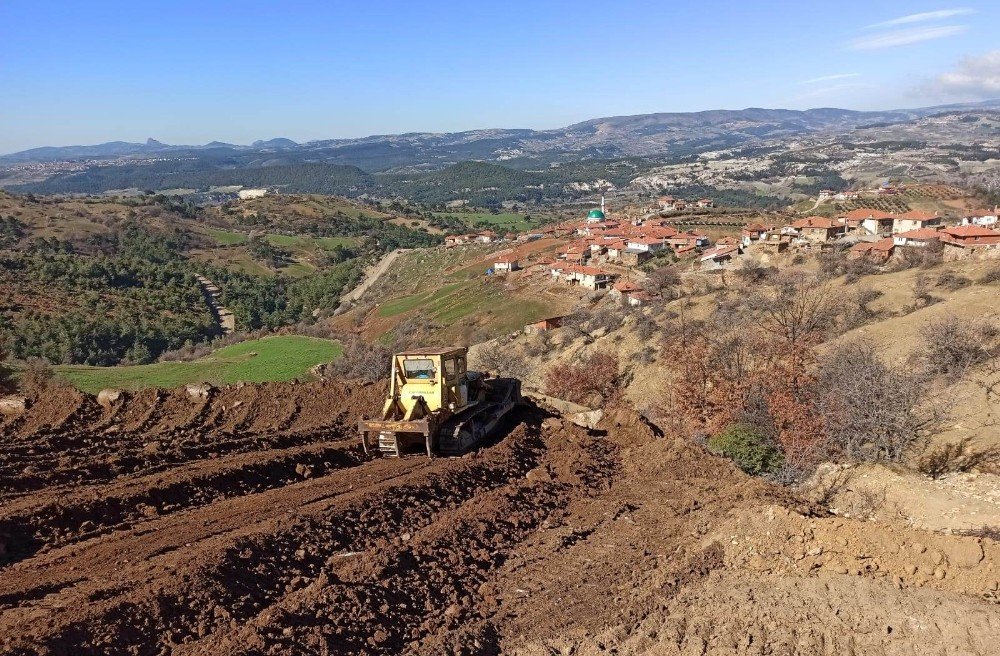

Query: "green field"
(204, 228), (357, 251)
(431, 212), (537, 233)
(53, 336), (342, 393)
(205, 227), (248, 245)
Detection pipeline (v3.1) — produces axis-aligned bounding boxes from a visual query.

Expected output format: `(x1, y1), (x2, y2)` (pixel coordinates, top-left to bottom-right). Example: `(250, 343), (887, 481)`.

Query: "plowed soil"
(1, 385), (998, 655)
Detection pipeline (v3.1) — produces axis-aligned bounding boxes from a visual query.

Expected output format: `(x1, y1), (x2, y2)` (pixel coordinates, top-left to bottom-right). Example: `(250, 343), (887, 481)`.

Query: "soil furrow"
(0, 412), (544, 655)
(0, 439), (363, 566)
(184, 420), (620, 655)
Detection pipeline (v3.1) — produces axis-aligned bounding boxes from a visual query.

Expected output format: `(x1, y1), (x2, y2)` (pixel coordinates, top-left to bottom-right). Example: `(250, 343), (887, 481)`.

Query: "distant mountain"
(3, 99), (998, 199)
(251, 138), (298, 149)
(5, 100), (999, 168)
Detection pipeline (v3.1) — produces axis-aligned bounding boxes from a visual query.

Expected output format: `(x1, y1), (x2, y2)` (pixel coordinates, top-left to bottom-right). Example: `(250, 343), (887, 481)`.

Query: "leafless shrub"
(899, 239), (944, 269)
(588, 306), (624, 333)
(845, 485), (887, 520)
(818, 341), (949, 463)
(800, 465), (855, 506)
(327, 338), (392, 382)
(631, 345), (657, 364)
(18, 357), (69, 395)
(632, 313), (657, 341)
(915, 315), (997, 378)
(522, 334), (549, 358)
(937, 272), (972, 291)
(956, 526), (1000, 542)
(545, 352), (622, 407)
(735, 257), (777, 284)
(844, 287), (883, 329)
(915, 438), (1000, 479)
(979, 266), (1000, 285)
(906, 273), (940, 311)
(559, 307), (593, 337)
(470, 337), (531, 380)
(643, 266), (681, 298)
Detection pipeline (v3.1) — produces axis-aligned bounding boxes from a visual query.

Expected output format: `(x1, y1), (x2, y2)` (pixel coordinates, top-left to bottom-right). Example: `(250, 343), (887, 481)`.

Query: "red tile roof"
(841, 209), (896, 220)
(791, 216), (840, 229)
(613, 279), (643, 293)
(896, 210), (938, 221)
(700, 245), (739, 260)
(895, 228), (943, 240)
(944, 225), (1000, 238)
(851, 238), (895, 253)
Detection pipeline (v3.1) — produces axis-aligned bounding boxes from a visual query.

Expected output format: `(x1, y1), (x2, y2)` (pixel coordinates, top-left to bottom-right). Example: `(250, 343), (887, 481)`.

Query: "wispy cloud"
(867, 8), (975, 29)
(792, 83), (874, 101)
(920, 50), (1000, 98)
(850, 25), (968, 50)
(800, 73), (861, 85)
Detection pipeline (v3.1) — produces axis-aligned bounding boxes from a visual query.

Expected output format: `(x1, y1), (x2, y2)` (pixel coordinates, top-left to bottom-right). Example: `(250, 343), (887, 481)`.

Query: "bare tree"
(818, 341), (950, 463)
(748, 272), (842, 347)
(916, 315), (997, 379)
(643, 266), (681, 298)
(470, 337), (531, 380)
(329, 338), (393, 382)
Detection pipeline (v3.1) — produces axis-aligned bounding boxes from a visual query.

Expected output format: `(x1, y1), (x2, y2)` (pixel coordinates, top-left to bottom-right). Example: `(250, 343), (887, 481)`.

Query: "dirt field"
(1, 383), (998, 655)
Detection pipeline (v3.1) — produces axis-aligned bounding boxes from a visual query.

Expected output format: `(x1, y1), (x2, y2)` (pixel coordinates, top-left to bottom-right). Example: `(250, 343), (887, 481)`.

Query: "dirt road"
(1, 385), (997, 655)
(338, 248), (409, 310)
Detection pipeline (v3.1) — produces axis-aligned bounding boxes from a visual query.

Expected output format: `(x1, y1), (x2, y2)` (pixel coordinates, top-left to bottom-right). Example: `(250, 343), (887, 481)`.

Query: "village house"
(444, 234), (476, 247)
(740, 223), (773, 247)
(523, 316), (564, 334)
(857, 211), (896, 237)
(493, 255), (519, 272)
(475, 230), (497, 244)
(696, 198), (714, 208)
(657, 195), (677, 210)
(818, 189), (835, 201)
(892, 210), (943, 234)
(626, 290), (658, 307)
(893, 228), (943, 248)
(962, 208), (998, 227)
(849, 238), (895, 263)
(699, 244), (740, 270)
(609, 279), (643, 301)
(550, 263), (616, 290)
(665, 231), (709, 249)
(605, 240), (629, 261)
(625, 236), (668, 253)
(620, 248), (653, 267)
(791, 216), (843, 243)
(940, 225), (1000, 260)
(756, 232), (791, 254)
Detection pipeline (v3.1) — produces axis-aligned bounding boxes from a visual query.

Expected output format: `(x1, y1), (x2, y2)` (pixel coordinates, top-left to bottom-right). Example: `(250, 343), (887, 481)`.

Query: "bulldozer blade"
(358, 418), (433, 457)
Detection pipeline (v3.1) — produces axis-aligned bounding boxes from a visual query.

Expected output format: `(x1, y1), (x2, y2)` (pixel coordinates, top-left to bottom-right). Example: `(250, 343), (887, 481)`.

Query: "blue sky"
(1, 1), (998, 153)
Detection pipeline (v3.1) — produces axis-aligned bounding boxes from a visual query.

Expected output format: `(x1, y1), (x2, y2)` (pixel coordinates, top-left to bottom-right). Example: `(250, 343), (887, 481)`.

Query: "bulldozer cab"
(387, 347), (470, 419)
(360, 345), (521, 458)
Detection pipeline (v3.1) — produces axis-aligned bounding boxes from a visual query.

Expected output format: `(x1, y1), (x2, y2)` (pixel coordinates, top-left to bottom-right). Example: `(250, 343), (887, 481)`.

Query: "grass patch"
(266, 234), (357, 250)
(377, 282), (465, 318)
(204, 227), (247, 246)
(205, 229), (356, 251)
(54, 336), (342, 393)
(430, 212), (537, 233)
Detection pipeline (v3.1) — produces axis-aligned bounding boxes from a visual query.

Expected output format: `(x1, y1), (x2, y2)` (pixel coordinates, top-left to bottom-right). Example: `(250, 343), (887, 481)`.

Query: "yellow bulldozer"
(359, 347), (522, 457)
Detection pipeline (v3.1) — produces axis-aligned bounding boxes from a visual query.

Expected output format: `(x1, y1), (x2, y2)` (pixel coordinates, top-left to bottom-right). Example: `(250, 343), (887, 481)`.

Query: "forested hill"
(0, 191), (440, 366)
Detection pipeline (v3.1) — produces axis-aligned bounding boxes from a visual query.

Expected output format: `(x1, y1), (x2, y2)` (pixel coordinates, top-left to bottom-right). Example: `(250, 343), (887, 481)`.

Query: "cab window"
(444, 358), (457, 379)
(403, 359), (435, 380)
